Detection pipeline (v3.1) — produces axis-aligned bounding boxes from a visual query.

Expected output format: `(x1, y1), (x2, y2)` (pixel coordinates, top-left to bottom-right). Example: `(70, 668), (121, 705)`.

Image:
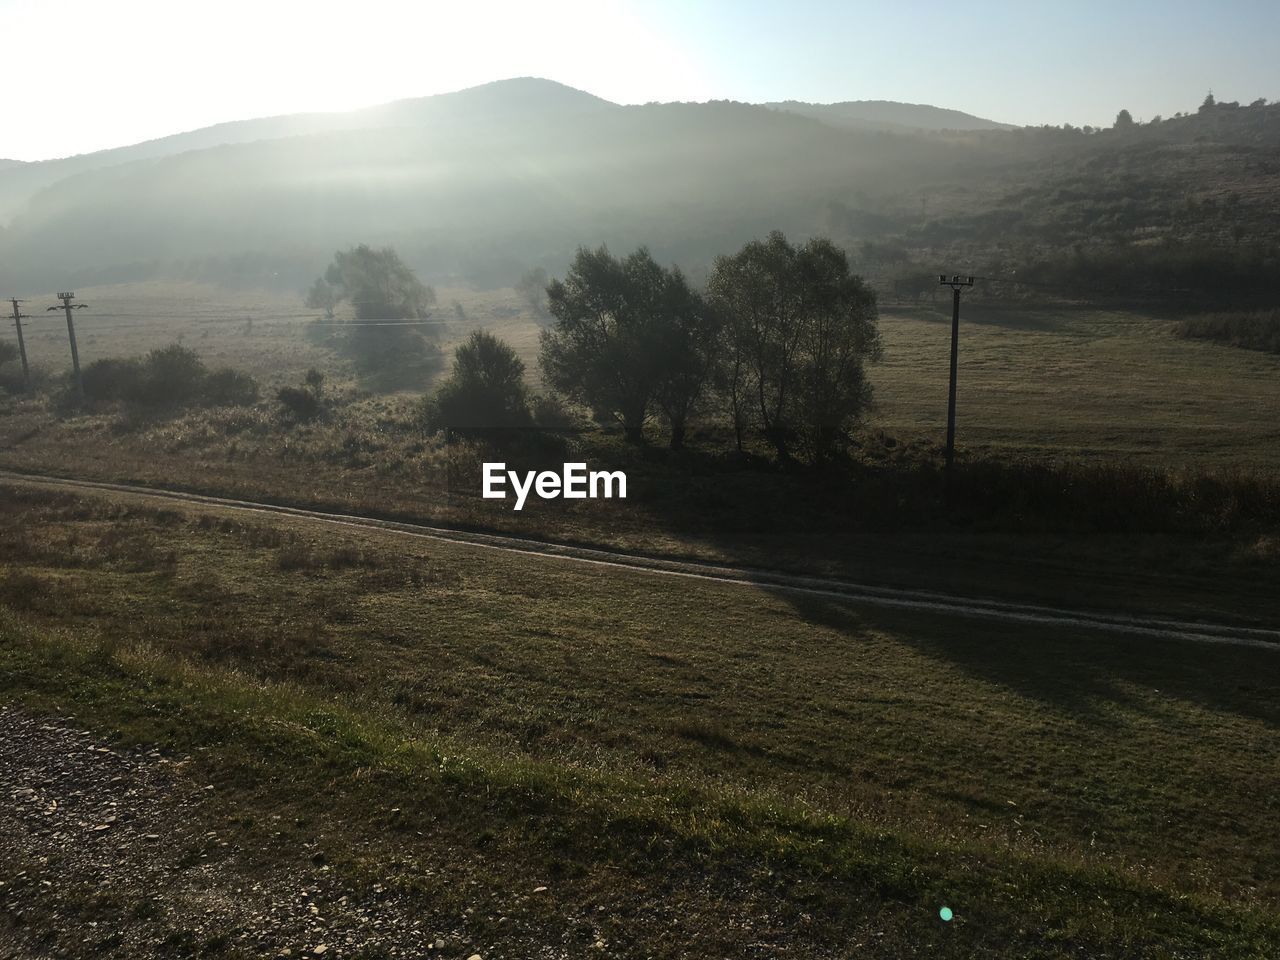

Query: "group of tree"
(424, 231), (878, 464)
(424, 232), (882, 465)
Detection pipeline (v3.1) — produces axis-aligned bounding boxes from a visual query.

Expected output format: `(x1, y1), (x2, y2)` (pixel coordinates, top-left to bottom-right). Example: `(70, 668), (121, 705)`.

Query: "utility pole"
(8, 298), (30, 387)
(939, 275), (974, 480)
(48, 292), (88, 399)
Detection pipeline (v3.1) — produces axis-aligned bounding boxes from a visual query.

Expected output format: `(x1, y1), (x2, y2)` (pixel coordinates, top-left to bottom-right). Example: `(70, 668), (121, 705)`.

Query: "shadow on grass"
(772, 589), (1280, 731)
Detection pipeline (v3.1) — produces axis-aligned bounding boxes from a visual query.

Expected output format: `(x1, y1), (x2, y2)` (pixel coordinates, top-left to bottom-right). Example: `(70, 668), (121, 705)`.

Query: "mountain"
(1, 79), (1276, 297)
(0, 78), (614, 223)
(0, 80), (961, 288)
(765, 99), (1015, 132)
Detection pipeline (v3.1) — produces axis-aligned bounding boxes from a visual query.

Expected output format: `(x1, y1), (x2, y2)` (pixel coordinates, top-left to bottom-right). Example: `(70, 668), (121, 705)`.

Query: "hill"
(765, 98), (1014, 131)
(0, 78), (614, 224)
(1, 80), (1277, 302)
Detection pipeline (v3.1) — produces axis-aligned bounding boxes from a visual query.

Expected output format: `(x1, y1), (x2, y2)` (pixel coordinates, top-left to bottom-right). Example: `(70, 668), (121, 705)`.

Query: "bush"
(131, 344), (207, 408)
(423, 330), (531, 436)
(203, 368), (260, 406)
(82, 357), (144, 408)
(531, 394), (581, 431)
(80, 345), (257, 412)
(277, 385), (324, 423)
(0, 340), (26, 393)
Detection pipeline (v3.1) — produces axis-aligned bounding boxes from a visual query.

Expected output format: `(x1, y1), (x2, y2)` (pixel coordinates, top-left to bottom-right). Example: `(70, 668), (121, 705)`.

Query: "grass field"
(872, 303), (1280, 467)
(6, 282), (1280, 467)
(1, 480), (1277, 957)
(2, 281), (1277, 631)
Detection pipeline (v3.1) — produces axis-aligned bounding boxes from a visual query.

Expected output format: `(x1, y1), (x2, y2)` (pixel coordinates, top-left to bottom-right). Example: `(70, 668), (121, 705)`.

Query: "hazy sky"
(2, 0), (1277, 161)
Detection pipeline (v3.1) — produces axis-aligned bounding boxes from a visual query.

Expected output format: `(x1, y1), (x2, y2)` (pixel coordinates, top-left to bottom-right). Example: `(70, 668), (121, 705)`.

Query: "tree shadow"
(769, 588), (1280, 731)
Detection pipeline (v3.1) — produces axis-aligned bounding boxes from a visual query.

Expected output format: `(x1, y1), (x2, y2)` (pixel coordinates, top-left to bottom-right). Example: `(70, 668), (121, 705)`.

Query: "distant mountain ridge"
(2, 77), (1275, 294)
(765, 99), (1014, 132)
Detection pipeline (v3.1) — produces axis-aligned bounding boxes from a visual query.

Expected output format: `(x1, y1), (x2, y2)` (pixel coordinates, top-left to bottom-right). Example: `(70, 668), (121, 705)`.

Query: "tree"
(311, 244), (439, 384)
(650, 269), (718, 449)
(708, 231), (881, 463)
(424, 330), (531, 435)
(319, 244), (434, 320)
(517, 267), (551, 320)
(711, 295), (754, 453)
(1200, 91), (1216, 113)
(789, 240), (882, 463)
(0, 341), (16, 368)
(707, 232), (806, 459)
(1113, 109), (1135, 130)
(305, 278), (338, 319)
(539, 246), (671, 443)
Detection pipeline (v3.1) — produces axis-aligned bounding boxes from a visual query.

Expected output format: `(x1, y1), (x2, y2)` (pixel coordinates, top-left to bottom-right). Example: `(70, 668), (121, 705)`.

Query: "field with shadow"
(0, 481), (1276, 957)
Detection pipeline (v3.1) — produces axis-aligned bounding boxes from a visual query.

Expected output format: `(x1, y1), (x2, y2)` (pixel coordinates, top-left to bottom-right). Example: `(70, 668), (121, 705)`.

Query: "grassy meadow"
(2, 282), (1277, 623)
(6, 282), (1279, 467)
(0, 481), (1277, 958)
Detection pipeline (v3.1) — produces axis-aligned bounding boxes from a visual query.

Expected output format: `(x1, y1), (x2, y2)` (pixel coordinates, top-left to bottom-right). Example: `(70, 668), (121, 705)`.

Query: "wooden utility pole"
(48, 292), (88, 399)
(8, 298), (30, 387)
(938, 275), (974, 480)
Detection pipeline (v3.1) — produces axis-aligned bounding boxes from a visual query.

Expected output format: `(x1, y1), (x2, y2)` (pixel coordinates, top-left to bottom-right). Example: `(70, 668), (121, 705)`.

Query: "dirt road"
(2, 469), (1276, 651)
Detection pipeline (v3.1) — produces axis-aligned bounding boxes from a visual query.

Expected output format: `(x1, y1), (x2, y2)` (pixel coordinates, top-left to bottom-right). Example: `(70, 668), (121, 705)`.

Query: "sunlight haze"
(2, 0), (1277, 161)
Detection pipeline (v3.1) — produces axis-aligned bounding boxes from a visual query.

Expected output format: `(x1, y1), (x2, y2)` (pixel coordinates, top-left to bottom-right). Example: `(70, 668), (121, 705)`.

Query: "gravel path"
(0, 706), (481, 959)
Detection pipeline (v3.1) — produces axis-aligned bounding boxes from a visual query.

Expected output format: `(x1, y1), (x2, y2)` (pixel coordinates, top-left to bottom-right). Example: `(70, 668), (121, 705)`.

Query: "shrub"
(423, 330), (531, 436)
(531, 393), (581, 431)
(277, 385), (324, 423)
(203, 368), (260, 406)
(0, 341), (26, 393)
(82, 357), (144, 408)
(132, 344), (207, 408)
(79, 345), (257, 412)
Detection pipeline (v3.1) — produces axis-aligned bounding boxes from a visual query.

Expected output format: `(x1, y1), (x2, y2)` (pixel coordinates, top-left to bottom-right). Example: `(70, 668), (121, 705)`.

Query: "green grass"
(1, 482), (1277, 957)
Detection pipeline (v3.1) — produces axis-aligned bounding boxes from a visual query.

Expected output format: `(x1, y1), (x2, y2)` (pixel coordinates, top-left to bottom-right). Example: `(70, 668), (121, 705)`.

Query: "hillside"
(765, 99), (1014, 131)
(1, 80), (1278, 300)
(0, 78), (614, 224)
(0, 83), (945, 289)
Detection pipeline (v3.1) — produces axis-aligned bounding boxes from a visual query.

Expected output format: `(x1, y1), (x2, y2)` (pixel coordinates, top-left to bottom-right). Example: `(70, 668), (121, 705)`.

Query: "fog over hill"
(2, 77), (1277, 295)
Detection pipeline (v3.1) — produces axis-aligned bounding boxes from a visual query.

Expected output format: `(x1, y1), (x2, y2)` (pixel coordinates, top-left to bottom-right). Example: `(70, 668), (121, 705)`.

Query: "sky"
(2, 0), (1277, 161)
